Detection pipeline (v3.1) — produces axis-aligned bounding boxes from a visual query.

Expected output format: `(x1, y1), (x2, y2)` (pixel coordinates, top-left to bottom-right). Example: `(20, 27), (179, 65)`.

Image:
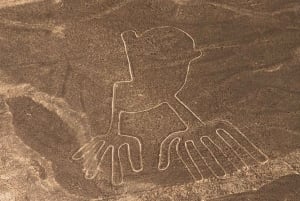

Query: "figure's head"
(121, 27), (202, 67)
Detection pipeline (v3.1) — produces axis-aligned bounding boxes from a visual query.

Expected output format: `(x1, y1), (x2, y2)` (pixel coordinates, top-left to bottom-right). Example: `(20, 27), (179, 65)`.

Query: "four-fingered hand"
(72, 132), (143, 185)
(158, 119), (269, 181)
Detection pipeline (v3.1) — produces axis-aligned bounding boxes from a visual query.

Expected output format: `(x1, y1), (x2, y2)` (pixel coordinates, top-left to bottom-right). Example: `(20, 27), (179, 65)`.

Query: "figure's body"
(73, 26), (268, 185)
(114, 27), (199, 111)
(109, 27), (202, 134)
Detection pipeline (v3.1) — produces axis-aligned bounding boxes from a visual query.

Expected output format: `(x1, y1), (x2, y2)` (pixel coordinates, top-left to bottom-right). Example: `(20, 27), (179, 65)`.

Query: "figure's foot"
(158, 119), (269, 181)
(72, 132), (143, 185)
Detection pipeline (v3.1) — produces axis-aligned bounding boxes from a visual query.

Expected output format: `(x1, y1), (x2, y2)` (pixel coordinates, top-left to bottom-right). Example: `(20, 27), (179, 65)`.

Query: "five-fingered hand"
(158, 119), (268, 180)
(72, 132), (143, 185)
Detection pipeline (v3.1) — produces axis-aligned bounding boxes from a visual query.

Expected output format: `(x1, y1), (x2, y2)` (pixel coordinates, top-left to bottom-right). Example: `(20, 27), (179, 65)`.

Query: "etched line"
(216, 121), (269, 164)
(216, 128), (255, 166)
(199, 137), (227, 179)
(71, 26), (269, 184)
(201, 136), (234, 175)
(214, 129), (248, 171)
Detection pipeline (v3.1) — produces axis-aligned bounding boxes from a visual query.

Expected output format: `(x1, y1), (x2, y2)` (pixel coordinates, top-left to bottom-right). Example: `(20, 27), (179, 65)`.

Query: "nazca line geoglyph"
(72, 26), (269, 185)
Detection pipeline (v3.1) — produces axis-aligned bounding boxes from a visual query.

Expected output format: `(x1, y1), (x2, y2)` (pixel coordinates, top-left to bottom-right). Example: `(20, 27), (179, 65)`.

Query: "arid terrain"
(0, 0), (299, 200)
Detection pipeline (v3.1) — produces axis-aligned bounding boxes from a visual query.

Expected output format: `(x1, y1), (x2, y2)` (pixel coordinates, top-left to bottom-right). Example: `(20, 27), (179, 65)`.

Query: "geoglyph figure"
(72, 26), (269, 185)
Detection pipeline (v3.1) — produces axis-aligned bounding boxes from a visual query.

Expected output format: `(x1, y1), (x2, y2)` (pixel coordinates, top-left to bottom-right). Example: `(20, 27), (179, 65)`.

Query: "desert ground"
(0, 0), (299, 200)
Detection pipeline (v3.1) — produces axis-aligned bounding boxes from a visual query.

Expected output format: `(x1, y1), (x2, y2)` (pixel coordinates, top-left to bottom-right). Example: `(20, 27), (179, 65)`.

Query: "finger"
(112, 147), (123, 185)
(72, 137), (99, 160)
(96, 144), (112, 168)
(212, 131), (247, 171)
(126, 137), (143, 172)
(219, 124), (268, 164)
(84, 141), (105, 179)
(216, 128), (256, 166)
(185, 140), (211, 180)
(158, 134), (180, 171)
(82, 140), (104, 168)
(102, 146), (122, 185)
(177, 141), (203, 181)
(96, 145), (113, 181)
(196, 137), (226, 179)
(201, 136), (234, 175)
(83, 140), (105, 167)
(118, 144), (133, 175)
(97, 145), (118, 185)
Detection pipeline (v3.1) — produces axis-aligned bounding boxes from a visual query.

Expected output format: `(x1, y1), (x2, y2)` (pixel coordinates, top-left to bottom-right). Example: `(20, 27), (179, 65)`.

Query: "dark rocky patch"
(211, 174), (300, 201)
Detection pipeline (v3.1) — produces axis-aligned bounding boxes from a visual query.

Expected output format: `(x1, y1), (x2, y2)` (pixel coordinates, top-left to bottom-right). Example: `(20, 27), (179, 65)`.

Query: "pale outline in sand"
(72, 26), (269, 185)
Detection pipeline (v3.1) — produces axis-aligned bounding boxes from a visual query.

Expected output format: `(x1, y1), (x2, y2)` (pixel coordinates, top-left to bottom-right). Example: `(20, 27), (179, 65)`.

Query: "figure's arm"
(107, 82), (122, 133)
(167, 96), (204, 128)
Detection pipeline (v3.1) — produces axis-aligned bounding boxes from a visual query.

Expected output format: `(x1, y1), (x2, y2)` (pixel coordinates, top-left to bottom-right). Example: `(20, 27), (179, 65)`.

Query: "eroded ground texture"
(0, 0), (300, 200)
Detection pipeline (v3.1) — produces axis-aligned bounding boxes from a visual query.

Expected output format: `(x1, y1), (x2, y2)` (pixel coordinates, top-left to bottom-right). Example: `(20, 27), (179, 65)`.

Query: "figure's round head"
(121, 27), (202, 65)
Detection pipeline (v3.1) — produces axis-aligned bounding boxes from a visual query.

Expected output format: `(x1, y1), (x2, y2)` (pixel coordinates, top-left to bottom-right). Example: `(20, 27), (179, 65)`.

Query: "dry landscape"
(0, 0), (299, 200)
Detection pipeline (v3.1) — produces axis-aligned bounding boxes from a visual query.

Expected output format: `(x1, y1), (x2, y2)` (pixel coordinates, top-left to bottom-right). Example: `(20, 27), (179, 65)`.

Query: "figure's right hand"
(158, 120), (269, 181)
(72, 133), (143, 185)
